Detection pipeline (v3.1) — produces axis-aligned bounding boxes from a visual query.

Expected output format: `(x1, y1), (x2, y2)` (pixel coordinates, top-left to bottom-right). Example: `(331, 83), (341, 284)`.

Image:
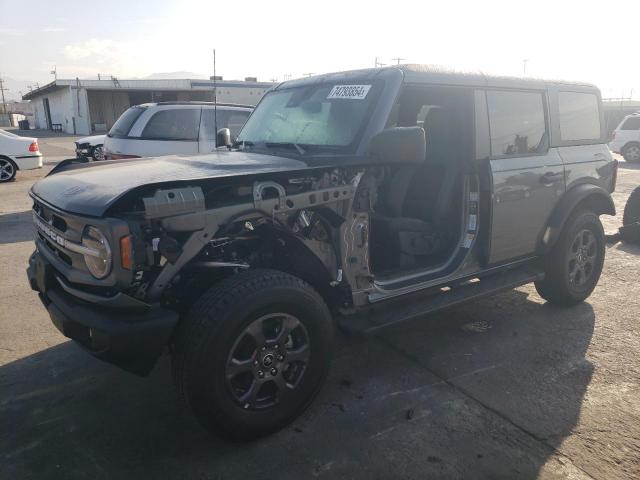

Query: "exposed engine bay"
(113, 167), (375, 312)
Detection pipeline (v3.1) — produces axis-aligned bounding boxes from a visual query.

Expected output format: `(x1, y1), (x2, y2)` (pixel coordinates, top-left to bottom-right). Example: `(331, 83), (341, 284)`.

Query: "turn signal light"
(120, 235), (133, 270)
(28, 142), (39, 152)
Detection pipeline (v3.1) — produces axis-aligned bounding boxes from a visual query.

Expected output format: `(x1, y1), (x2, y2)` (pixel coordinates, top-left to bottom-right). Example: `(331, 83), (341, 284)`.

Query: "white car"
(75, 134), (106, 161)
(103, 102), (252, 160)
(609, 113), (640, 162)
(0, 129), (43, 183)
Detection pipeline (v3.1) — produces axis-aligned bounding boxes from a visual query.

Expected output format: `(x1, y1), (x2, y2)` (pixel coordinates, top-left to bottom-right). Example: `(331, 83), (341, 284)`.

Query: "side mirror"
(216, 128), (231, 148)
(367, 126), (426, 164)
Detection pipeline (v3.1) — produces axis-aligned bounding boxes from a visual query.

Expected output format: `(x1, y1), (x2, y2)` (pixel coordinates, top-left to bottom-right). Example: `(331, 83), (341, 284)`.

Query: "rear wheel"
(172, 269), (333, 440)
(623, 143), (640, 163)
(0, 157), (17, 183)
(535, 210), (605, 306)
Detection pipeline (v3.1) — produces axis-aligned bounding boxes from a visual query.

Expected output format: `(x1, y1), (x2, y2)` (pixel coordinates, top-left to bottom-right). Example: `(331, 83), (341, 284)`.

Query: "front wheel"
(172, 269), (333, 440)
(535, 210), (605, 306)
(623, 186), (640, 226)
(91, 145), (105, 161)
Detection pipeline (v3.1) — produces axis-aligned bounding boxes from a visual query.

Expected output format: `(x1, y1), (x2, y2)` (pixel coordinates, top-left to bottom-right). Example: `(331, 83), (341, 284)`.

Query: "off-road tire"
(623, 142), (640, 163)
(535, 209), (605, 306)
(172, 269), (333, 440)
(623, 186), (640, 226)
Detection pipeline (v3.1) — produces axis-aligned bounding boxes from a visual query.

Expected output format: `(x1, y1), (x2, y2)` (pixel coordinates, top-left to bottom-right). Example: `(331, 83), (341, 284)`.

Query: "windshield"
(237, 81), (381, 153)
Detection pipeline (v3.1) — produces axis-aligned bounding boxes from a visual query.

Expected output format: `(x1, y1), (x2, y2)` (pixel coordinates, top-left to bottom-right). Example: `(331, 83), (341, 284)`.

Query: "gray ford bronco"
(27, 66), (617, 439)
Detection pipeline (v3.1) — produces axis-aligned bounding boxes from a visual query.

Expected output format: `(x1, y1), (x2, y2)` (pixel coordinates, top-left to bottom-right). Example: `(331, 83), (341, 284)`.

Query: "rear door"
(551, 88), (612, 191)
(482, 89), (565, 264)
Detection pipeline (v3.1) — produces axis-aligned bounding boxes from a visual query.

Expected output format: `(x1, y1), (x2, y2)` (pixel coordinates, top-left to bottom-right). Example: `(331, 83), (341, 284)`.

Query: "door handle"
(540, 171), (563, 185)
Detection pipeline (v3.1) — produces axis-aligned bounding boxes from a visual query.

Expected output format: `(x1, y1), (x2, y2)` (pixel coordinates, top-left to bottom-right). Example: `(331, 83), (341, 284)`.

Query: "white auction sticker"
(327, 85), (371, 100)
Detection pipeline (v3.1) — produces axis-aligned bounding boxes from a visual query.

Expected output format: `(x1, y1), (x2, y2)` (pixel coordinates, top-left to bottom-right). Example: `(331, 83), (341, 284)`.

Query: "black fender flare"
(540, 183), (615, 253)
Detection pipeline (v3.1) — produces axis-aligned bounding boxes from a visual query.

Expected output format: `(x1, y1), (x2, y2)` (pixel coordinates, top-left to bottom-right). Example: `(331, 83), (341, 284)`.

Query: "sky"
(0, 0), (638, 100)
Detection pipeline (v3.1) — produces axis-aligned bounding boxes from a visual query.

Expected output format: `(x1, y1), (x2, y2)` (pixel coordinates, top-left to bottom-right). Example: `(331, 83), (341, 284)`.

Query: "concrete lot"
(1, 135), (639, 479)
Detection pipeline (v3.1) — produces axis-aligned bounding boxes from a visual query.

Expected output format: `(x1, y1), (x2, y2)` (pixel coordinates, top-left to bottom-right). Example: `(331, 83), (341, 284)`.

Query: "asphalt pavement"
(1, 135), (639, 479)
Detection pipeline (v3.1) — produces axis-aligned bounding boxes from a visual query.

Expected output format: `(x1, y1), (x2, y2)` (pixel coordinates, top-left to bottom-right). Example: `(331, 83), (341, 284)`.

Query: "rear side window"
(141, 108), (201, 141)
(487, 90), (547, 157)
(621, 117), (640, 130)
(558, 92), (601, 141)
(201, 109), (251, 142)
(108, 106), (146, 138)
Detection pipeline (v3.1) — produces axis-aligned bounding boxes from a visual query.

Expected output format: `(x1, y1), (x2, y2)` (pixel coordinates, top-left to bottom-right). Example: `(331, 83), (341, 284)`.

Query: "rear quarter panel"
(558, 144), (614, 191)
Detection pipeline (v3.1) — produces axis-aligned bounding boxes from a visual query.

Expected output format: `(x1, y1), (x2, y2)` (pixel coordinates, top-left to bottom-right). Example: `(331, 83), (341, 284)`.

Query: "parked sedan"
(0, 129), (42, 183)
(75, 134), (106, 161)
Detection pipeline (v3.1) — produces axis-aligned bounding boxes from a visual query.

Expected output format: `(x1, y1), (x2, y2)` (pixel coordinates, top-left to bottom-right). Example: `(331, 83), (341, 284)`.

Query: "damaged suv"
(27, 66), (616, 439)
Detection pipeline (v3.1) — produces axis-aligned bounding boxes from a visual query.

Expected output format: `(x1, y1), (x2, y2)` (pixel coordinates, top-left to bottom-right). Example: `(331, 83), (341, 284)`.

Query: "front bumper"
(27, 250), (179, 375)
(75, 145), (92, 159)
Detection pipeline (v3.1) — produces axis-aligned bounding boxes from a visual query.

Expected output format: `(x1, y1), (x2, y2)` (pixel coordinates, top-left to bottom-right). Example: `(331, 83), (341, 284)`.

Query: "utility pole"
(0, 75), (8, 114)
(50, 66), (57, 80)
(303, 72), (315, 77)
(391, 57), (405, 65)
(522, 59), (529, 75)
(213, 49), (218, 141)
(374, 57), (386, 68)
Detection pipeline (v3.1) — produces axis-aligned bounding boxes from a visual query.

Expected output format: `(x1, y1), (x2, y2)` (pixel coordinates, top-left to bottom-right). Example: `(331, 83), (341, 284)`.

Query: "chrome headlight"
(81, 226), (112, 279)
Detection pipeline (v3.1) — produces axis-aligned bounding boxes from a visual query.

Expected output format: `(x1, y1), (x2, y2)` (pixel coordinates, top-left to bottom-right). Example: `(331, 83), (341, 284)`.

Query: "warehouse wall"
(32, 87), (73, 131)
(87, 90), (130, 132)
(29, 87), (92, 135)
(213, 86), (269, 105)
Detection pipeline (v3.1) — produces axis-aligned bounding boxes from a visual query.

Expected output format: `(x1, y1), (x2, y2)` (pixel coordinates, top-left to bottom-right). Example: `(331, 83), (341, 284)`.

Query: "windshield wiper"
(264, 142), (306, 155)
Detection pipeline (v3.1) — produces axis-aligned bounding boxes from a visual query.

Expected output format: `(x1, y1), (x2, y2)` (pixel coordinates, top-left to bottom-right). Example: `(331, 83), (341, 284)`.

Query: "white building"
(22, 77), (274, 135)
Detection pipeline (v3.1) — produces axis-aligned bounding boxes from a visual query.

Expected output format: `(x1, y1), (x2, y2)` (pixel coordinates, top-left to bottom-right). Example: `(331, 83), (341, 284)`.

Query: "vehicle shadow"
(609, 240), (640, 256)
(0, 289), (595, 479)
(617, 161), (640, 171)
(0, 211), (34, 245)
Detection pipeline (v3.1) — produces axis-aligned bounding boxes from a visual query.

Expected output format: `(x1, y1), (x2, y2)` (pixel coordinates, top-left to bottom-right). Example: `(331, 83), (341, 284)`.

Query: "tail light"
(28, 142), (39, 152)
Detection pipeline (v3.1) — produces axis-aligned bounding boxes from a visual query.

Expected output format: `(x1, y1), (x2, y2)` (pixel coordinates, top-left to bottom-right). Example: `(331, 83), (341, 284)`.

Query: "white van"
(103, 102), (252, 160)
(609, 113), (640, 162)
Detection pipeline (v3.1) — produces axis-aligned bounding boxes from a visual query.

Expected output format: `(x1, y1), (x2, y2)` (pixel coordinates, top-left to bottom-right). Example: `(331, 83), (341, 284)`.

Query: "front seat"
(372, 108), (459, 269)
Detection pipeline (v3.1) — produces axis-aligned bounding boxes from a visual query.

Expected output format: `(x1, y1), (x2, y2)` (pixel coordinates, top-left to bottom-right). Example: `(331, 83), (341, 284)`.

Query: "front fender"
(540, 184), (615, 253)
